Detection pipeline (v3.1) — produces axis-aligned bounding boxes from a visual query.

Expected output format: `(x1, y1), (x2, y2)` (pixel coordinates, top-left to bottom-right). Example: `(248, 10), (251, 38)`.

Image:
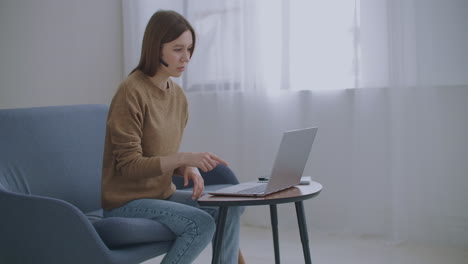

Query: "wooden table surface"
(198, 181), (323, 207)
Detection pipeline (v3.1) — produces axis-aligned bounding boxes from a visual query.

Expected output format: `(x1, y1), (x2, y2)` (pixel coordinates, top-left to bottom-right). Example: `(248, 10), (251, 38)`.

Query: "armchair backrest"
(0, 104), (108, 213)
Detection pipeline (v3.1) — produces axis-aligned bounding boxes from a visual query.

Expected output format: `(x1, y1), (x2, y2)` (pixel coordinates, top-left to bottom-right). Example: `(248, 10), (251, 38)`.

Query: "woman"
(101, 10), (241, 264)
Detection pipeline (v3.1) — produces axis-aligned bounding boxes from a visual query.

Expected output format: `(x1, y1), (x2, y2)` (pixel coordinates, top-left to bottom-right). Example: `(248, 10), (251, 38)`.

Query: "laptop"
(208, 127), (318, 197)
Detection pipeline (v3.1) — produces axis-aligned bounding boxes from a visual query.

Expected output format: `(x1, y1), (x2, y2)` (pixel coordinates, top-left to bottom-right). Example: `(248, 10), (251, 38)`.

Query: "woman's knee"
(200, 164), (239, 185)
(191, 209), (216, 238)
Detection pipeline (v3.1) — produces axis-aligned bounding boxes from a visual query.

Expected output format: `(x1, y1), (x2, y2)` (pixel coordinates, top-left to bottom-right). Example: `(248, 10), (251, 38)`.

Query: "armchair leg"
(239, 249), (246, 264)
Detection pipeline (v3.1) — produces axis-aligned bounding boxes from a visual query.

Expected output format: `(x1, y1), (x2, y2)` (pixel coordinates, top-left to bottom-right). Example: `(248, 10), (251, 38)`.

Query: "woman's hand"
(183, 166), (205, 200)
(181, 152), (228, 173)
(160, 152), (228, 178)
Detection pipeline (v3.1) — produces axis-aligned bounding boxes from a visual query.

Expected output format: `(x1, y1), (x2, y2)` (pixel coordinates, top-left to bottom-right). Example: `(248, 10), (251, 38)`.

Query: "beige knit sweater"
(101, 70), (188, 210)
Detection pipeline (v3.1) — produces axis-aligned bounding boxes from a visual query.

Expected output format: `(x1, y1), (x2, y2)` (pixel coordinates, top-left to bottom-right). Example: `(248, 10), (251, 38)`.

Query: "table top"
(198, 181), (323, 207)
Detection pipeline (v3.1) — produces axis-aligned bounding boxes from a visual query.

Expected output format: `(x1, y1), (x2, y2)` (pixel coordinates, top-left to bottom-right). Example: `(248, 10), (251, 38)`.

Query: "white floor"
(144, 225), (468, 264)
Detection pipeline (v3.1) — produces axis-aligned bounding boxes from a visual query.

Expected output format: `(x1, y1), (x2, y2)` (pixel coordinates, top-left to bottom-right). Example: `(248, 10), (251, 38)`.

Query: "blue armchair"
(0, 104), (238, 264)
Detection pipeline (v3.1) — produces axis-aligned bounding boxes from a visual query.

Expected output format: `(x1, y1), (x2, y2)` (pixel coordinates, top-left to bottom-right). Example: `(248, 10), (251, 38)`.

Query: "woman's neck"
(149, 72), (169, 90)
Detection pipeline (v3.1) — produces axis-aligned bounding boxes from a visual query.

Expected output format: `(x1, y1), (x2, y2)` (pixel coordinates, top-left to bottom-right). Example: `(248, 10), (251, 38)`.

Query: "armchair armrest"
(0, 189), (113, 264)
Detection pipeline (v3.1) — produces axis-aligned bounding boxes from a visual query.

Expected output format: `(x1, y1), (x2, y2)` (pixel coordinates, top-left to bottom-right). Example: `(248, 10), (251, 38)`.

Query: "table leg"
(212, 206), (228, 264)
(270, 204), (280, 264)
(295, 201), (312, 264)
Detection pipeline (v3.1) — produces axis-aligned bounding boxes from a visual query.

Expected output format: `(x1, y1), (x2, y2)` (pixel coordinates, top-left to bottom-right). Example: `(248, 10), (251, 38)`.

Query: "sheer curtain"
(359, 0), (468, 246)
(122, 0), (468, 247)
(183, 0), (256, 92)
(122, 0), (358, 92)
(122, 0), (258, 91)
(122, 0), (468, 91)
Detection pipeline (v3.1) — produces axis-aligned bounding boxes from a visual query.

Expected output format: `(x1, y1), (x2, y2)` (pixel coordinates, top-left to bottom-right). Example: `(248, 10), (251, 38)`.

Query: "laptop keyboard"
(236, 185), (267, 194)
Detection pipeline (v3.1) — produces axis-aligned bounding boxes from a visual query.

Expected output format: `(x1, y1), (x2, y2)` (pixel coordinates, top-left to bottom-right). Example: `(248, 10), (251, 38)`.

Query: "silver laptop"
(208, 127), (318, 197)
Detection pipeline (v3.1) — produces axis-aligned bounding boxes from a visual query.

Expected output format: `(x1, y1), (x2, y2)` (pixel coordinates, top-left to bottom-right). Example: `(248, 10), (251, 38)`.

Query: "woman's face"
(160, 30), (193, 78)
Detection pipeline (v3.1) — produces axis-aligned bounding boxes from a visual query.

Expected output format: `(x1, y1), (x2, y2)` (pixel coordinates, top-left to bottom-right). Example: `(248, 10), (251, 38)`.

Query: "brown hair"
(131, 10), (196, 76)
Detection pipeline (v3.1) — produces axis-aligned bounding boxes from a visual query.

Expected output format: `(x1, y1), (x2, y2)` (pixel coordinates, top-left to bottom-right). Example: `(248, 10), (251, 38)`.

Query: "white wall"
(0, 0), (123, 109)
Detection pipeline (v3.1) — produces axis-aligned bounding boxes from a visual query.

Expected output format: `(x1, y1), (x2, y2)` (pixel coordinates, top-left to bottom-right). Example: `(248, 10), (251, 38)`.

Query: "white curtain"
(183, 0), (256, 92)
(122, 0), (468, 91)
(122, 0), (468, 247)
(122, 0), (359, 92)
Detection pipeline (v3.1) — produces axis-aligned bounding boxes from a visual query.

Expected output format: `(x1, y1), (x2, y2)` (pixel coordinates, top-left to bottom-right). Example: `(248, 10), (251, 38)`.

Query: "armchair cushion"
(87, 210), (176, 249)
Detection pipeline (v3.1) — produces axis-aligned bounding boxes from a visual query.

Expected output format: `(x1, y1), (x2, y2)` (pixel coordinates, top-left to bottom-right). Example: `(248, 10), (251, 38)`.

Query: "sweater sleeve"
(106, 85), (163, 179)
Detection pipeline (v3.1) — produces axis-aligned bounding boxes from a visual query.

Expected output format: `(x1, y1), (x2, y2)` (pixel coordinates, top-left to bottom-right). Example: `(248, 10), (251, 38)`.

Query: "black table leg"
(212, 206), (228, 264)
(295, 201), (312, 264)
(270, 204), (280, 264)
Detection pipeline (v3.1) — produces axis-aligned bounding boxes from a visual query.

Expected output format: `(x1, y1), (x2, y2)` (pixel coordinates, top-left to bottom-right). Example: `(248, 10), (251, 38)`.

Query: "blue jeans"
(104, 190), (241, 264)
